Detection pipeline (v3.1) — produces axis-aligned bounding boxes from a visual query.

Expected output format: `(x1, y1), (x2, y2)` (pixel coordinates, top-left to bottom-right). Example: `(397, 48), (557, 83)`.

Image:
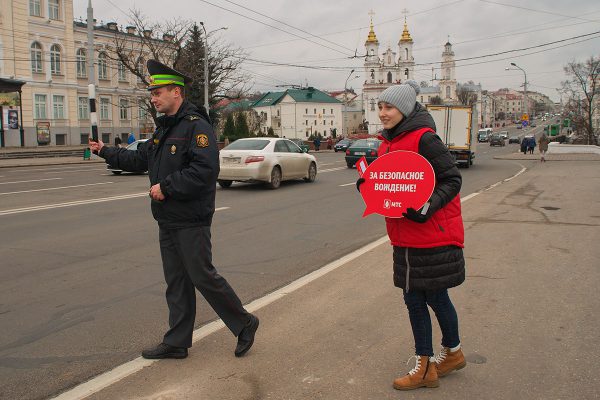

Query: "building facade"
(0, 0), (156, 147)
(252, 88), (342, 139)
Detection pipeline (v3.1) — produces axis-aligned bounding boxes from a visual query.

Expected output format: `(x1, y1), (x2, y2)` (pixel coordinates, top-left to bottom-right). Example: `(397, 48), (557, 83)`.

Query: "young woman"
(358, 81), (467, 390)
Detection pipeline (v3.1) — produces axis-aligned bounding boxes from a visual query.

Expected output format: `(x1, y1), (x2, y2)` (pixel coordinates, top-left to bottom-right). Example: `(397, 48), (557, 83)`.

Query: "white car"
(218, 138), (317, 189)
(106, 139), (149, 175)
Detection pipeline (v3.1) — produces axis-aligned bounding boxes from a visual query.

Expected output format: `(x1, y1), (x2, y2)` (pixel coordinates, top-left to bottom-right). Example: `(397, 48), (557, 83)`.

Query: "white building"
(361, 16), (459, 133)
(252, 88), (342, 139)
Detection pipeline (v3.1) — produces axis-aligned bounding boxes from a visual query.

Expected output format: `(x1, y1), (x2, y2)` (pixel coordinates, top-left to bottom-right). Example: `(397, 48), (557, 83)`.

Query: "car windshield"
(491, 135), (501, 139)
(224, 139), (270, 150)
(351, 140), (379, 148)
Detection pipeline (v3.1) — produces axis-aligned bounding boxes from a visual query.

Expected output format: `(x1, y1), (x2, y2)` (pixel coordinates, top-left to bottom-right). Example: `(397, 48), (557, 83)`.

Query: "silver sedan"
(218, 138), (317, 189)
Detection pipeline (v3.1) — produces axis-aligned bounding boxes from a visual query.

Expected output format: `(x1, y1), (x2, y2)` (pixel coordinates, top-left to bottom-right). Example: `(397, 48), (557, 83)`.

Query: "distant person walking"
(114, 136), (122, 148)
(538, 133), (549, 162)
(527, 136), (536, 154)
(313, 137), (321, 151)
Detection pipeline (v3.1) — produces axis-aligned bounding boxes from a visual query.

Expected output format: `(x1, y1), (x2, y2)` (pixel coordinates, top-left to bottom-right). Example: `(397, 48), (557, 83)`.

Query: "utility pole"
(86, 0), (98, 142)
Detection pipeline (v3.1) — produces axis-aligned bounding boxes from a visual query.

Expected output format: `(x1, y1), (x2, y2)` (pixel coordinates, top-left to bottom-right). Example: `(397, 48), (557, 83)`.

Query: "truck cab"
(477, 128), (492, 142)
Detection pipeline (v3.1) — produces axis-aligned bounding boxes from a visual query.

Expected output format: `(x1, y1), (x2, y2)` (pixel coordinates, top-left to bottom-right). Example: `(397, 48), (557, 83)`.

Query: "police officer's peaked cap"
(146, 59), (192, 90)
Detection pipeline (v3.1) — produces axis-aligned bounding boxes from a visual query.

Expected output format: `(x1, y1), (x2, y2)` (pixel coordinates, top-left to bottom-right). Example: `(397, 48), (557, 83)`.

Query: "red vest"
(378, 127), (464, 248)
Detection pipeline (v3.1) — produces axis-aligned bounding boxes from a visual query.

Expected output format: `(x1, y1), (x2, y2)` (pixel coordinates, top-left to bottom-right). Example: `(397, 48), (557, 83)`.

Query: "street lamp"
(199, 22), (227, 115)
(506, 62), (528, 122)
(343, 69), (356, 136)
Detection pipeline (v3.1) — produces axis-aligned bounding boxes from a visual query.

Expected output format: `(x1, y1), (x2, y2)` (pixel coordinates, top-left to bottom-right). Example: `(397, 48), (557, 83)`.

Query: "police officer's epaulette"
(187, 115), (201, 121)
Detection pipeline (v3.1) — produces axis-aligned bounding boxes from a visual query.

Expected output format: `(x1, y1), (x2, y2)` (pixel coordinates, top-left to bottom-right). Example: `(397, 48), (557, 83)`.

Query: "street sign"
(522, 113), (529, 121)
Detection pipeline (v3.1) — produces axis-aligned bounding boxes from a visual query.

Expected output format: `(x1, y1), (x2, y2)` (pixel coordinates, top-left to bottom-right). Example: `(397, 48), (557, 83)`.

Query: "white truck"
(426, 104), (477, 168)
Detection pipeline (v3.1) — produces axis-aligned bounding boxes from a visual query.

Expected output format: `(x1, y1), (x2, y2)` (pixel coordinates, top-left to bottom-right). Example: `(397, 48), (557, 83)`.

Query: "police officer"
(88, 60), (259, 359)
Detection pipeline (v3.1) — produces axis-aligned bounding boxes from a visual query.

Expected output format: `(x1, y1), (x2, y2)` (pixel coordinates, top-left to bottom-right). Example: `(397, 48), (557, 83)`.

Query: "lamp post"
(506, 62), (528, 122)
(199, 23), (227, 115)
(343, 69), (355, 136)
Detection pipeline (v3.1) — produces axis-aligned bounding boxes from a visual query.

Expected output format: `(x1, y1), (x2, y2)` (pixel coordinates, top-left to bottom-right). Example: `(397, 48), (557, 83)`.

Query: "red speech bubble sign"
(360, 150), (435, 218)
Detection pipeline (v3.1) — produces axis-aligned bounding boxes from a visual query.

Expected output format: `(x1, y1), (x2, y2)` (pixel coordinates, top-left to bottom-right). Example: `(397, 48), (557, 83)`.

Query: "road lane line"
(0, 178), (63, 185)
(44, 168), (106, 174)
(319, 167), (347, 173)
(0, 182), (114, 196)
(48, 168), (528, 400)
(339, 182), (356, 187)
(13, 165), (103, 172)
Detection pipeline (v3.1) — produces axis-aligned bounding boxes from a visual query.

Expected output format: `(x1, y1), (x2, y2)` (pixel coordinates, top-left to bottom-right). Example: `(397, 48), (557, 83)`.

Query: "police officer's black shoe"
(142, 343), (188, 359)
(235, 314), (259, 357)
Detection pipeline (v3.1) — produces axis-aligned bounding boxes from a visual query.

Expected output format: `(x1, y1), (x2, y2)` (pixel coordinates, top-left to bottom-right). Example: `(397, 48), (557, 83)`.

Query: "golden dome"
(400, 18), (413, 42)
(366, 18), (378, 44)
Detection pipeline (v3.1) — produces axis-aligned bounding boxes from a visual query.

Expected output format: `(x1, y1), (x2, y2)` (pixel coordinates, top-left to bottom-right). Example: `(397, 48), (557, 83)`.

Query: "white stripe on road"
(0, 182), (114, 196)
(339, 182), (356, 187)
(44, 168), (106, 174)
(0, 178), (62, 185)
(14, 165), (102, 172)
(48, 167), (528, 400)
(319, 166), (347, 173)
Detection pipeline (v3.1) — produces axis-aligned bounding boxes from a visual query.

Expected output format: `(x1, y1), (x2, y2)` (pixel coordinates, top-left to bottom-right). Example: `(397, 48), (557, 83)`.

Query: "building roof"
(420, 86), (440, 94)
(253, 88), (341, 107)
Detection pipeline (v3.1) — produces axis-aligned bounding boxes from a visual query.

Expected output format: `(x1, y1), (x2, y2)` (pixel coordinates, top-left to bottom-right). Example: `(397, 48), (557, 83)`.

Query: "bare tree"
(457, 86), (478, 106)
(430, 95), (443, 105)
(562, 56), (599, 145)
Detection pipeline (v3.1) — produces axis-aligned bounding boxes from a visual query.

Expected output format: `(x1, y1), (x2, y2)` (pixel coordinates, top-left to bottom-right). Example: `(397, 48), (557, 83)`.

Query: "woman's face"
(378, 102), (404, 129)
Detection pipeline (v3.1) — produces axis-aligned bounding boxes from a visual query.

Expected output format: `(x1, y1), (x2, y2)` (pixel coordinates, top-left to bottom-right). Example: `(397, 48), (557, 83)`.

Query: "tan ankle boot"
(434, 347), (466, 377)
(393, 355), (439, 390)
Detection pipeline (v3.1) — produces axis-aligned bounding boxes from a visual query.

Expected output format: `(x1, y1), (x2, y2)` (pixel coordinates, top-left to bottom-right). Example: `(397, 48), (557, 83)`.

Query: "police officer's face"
(150, 86), (181, 115)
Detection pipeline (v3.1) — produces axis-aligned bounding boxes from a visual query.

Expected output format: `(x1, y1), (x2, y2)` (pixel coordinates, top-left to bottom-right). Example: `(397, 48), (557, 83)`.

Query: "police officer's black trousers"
(159, 225), (249, 348)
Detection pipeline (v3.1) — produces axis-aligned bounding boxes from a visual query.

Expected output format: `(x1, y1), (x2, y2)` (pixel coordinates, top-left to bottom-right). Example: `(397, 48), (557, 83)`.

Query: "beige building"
(0, 0), (155, 147)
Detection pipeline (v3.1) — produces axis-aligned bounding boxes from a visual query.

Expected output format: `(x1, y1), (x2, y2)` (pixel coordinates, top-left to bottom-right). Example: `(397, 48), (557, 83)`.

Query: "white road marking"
(14, 165), (102, 172)
(319, 167), (347, 173)
(0, 178), (62, 185)
(339, 182), (356, 187)
(0, 182), (114, 196)
(48, 167), (529, 400)
(44, 168), (106, 174)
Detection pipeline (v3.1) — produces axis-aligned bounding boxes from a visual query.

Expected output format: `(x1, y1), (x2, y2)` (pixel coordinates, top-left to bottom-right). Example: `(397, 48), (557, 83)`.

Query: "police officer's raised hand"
(88, 138), (104, 155)
(149, 183), (165, 202)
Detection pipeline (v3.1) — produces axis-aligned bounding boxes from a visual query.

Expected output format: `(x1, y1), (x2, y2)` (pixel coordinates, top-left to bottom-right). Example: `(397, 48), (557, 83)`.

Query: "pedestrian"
(527, 136), (536, 154)
(127, 132), (136, 145)
(327, 137), (333, 150)
(357, 80), (466, 391)
(538, 133), (549, 162)
(313, 136), (321, 151)
(114, 135), (122, 148)
(520, 138), (528, 155)
(88, 59), (259, 360)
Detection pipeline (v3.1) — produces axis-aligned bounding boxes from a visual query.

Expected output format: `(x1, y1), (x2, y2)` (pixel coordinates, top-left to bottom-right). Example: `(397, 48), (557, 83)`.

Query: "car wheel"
(346, 162), (353, 168)
(218, 179), (233, 188)
(111, 171), (122, 175)
(304, 162), (317, 182)
(267, 166), (282, 189)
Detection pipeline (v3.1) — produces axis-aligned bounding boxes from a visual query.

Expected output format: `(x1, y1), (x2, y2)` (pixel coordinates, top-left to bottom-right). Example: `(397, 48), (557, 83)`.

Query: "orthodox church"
(362, 16), (459, 133)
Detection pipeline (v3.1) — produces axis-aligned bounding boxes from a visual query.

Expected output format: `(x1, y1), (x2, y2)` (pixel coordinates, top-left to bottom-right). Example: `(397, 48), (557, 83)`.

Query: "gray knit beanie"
(378, 80), (421, 117)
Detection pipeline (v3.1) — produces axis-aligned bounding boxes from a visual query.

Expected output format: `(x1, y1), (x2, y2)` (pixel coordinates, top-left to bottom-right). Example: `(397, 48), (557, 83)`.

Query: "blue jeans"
(403, 289), (460, 356)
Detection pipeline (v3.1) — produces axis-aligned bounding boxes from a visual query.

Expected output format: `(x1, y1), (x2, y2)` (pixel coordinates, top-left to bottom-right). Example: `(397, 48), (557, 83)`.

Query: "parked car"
(288, 138), (310, 153)
(530, 122), (537, 127)
(334, 139), (354, 152)
(508, 135), (521, 144)
(489, 133), (505, 146)
(516, 125), (523, 129)
(218, 138), (317, 189)
(345, 139), (381, 168)
(106, 139), (149, 175)
(499, 131), (509, 140)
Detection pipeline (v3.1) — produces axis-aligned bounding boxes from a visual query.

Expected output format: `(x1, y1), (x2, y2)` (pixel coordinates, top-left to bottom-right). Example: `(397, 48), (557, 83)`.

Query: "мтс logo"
(383, 199), (391, 209)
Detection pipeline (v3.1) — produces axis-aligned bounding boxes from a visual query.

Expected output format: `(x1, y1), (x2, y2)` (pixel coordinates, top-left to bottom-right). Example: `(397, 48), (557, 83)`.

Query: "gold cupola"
(366, 16), (379, 44)
(400, 17), (413, 43)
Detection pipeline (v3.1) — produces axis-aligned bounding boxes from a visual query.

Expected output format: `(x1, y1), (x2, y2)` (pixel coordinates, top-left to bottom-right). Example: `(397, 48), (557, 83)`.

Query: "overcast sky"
(75, 0), (600, 102)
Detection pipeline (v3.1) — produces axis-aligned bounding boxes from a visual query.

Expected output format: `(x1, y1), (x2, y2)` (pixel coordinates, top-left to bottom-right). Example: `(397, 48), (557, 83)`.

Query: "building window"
(136, 58), (145, 82)
(387, 71), (392, 83)
(78, 97), (89, 119)
(405, 48), (409, 60)
(138, 99), (147, 120)
(31, 42), (43, 73)
(34, 94), (47, 119)
(50, 44), (61, 75)
(53, 95), (65, 119)
(323, 108), (325, 114)
(48, 0), (60, 20)
(331, 120), (333, 126)
(446, 86), (451, 98)
(314, 108), (316, 114)
(98, 52), (108, 80)
(100, 97), (110, 120)
(370, 98), (376, 111)
(118, 62), (127, 81)
(330, 109), (333, 114)
(446, 68), (450, 80)
(29, 0), (41, 16)
(119, 98), (129, 120)
(76, 49), (87, 78)
(305, 120), (308, 125)
(404, 68), (409, 79)
(305, 108), (308, 114)
(314, 120), (317, 126)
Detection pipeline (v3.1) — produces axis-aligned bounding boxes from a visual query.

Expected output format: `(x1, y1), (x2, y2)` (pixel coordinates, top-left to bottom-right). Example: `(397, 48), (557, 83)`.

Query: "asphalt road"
(0, 134), (536, 400)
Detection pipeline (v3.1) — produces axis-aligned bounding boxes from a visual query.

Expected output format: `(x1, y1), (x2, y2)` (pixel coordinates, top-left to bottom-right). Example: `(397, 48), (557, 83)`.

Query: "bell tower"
(397, 11), (414, 82)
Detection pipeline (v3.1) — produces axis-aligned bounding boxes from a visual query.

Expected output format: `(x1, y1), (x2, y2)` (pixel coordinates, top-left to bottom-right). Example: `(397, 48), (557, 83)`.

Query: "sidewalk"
(51, 158), (599, 400)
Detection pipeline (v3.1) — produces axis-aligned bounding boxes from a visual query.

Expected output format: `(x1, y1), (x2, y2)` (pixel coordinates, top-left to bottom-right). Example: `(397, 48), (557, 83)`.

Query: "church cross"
(402, 8), (409, 22)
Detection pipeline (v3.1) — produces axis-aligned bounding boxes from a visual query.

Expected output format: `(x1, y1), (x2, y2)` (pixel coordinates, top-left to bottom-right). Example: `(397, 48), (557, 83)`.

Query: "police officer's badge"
(170, 145), (176, 154)
(196, 134), (209, 148)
